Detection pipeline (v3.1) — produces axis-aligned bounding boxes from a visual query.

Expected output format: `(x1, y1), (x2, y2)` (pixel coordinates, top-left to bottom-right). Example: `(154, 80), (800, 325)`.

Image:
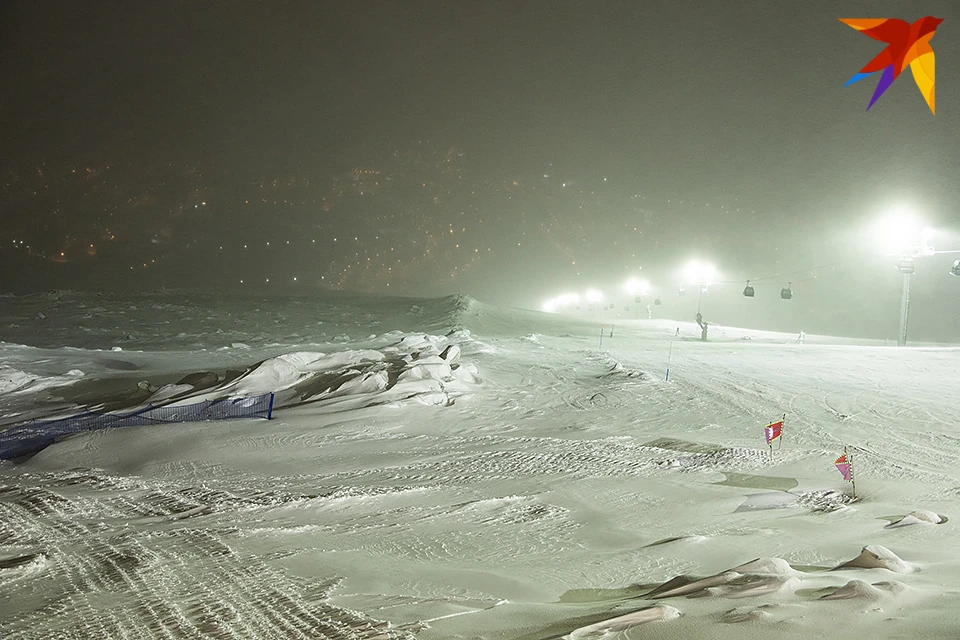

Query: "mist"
(2, 0), (959, 342)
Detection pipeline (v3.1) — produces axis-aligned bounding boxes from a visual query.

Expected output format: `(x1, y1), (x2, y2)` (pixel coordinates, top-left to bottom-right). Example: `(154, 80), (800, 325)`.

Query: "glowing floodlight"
(682, 260), (717, 285)
(919, 227), (937, 256)
(874, 208), (934, 257)
(876, 213), (916, 255)
(555, 292), (580, 307)
(874, 207), (935, 347)
(623, 278), (650, 296)
(542, 299), (558, 313)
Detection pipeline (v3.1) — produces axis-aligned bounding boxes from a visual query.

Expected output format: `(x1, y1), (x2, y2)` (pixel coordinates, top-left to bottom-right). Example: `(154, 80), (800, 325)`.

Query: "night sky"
(2, 0), (959, 340)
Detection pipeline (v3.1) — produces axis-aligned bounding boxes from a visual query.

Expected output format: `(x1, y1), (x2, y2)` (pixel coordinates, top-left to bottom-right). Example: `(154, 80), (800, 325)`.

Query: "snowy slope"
(1, 291), (959, 639)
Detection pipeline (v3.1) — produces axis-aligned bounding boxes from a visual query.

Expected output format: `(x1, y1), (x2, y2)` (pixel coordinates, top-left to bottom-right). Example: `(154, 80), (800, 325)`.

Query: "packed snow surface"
(1, 290), (959, 639)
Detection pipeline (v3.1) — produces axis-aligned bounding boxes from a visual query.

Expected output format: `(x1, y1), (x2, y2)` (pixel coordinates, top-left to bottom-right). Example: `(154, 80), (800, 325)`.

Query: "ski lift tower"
(623, 277), (650, 318)
(681, 260), (717, 315)
(877, 213), (935, 347)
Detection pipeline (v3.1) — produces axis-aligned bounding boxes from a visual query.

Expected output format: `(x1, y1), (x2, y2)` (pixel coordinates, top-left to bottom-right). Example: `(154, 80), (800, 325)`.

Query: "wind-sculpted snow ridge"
(0, 365), (85, 394)
(436, 292), (476, 331)
(565, 604), (681, 638)
(151, 330), (481, 413)
(549, 549), (929, 636)
(0, 330), (482, 458)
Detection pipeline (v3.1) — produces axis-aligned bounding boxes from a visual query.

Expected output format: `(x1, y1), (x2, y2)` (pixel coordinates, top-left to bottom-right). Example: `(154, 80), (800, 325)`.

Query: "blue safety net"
(0, 393), (274, 460)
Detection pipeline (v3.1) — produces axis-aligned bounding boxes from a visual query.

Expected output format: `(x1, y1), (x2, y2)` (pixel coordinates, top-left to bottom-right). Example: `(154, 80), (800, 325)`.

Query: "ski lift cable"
(713, 258), (863, 286)
(745, 273), (831, 286)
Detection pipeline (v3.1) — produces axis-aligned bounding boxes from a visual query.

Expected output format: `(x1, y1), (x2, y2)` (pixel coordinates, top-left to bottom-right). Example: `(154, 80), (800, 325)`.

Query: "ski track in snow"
(0, 471), (419, 640)
(2, 292), (960, 638)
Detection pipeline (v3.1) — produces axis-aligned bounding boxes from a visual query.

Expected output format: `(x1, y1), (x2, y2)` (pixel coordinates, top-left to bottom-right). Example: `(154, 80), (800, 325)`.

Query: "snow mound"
(819, 579), (910, 601)
(711, 575), (800, 599)
(119, 331), (484, 415)
(0, 366), (86, 395)
(795, 488), (853, 512)
(721, 606), (774, 623)
(835, 545), (913, 574)
(0, 552), (49, 582)
(565, 605), (680, 638)
(720, 603), (804, 623)
(0, 367), (38, 393)
(648, 558), (801, 601)
(727, 557), (798, 576)
(885, 510), (946, 528)
(650, 572), (741, 599)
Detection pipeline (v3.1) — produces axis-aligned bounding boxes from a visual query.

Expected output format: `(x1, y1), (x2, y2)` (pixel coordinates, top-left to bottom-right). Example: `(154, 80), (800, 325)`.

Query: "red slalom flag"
(764, 420), (783, 445)
(835, 453), (853, 481)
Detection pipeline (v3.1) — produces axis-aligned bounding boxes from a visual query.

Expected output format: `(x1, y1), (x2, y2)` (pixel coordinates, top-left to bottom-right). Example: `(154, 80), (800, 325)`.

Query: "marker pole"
(665, 340), (673, 381)
(849, 446), (857, 499)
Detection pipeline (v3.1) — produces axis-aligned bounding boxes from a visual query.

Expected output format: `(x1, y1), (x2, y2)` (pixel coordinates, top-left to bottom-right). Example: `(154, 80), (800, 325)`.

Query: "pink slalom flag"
(834, 453), (853, 481)
(764, 419), (783, 446)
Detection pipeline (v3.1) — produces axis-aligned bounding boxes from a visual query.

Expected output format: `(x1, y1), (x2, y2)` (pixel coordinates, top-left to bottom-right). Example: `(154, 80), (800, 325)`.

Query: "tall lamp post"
(681, 260), (717, 315)
(623, 277), (650, 318)
(896, 258), (914, 347)
(877, 213), (935, 347)
(681, 260), (717, 341)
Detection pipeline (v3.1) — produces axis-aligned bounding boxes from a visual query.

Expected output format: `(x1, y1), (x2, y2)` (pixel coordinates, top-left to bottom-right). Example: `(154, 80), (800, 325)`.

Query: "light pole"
(876, 212), (934, 347)
(622, 277), (650, 319)
(682, 260), (717, 341)
(896, 258), (914, 347)
(585, 289), (603, 318)
(682, 260), (716, 313)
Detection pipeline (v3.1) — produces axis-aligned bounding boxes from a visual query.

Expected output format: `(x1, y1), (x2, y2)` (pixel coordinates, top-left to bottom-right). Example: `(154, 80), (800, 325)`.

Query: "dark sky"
(2, 0), (959, 340)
